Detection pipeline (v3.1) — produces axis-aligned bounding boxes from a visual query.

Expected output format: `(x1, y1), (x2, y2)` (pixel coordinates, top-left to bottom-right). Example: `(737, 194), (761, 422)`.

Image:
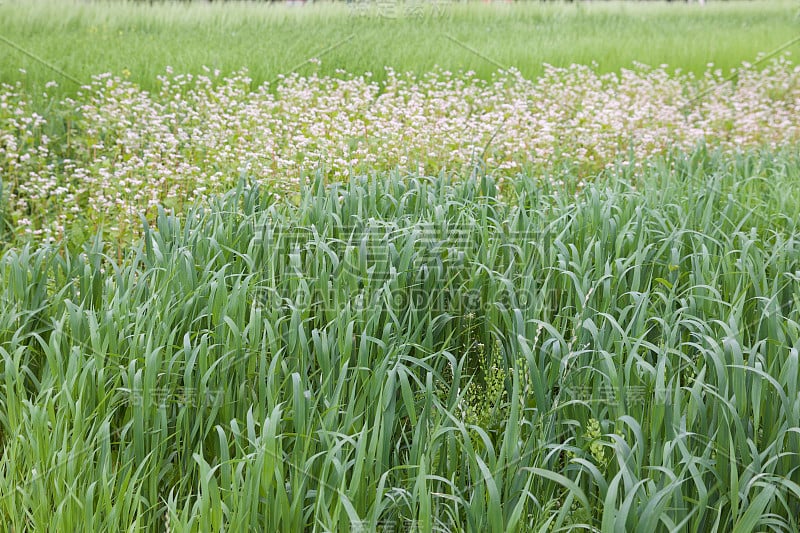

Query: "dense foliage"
(2, 151), (800, 530)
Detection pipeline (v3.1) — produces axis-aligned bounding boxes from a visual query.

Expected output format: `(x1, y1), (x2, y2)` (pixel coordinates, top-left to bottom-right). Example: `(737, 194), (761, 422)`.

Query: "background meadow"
(1, 0), (799, 100)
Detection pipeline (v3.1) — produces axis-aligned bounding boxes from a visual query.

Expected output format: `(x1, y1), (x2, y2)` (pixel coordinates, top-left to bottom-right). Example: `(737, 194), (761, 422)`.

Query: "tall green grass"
(1, 0), (798, 102)
(2, 149), (800, 530)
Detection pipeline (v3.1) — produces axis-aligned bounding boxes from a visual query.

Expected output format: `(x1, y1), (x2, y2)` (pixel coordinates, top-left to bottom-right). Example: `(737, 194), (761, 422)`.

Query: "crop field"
(1, 0), (799, 97)
(2, 0), (800, 531)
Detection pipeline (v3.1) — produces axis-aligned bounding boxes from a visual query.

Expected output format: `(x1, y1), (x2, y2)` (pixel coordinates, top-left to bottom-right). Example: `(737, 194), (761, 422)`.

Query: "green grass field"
(3, 1), (800, 530)
(1, 0), (798, 100)
(3, 151), (800, 530)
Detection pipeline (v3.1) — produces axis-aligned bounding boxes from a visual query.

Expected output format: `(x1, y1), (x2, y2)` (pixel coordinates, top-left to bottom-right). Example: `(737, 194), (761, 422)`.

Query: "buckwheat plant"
(2, 57), (800, 244)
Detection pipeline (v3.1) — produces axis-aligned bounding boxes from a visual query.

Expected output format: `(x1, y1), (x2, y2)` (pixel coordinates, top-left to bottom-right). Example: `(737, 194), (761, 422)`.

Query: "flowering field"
(2, 58), (800, 243)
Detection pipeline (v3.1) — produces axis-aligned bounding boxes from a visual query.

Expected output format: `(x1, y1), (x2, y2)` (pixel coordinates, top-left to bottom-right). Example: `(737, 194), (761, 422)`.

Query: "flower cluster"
(583, 418), (607, 467)
(2, 57), (800, 242)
